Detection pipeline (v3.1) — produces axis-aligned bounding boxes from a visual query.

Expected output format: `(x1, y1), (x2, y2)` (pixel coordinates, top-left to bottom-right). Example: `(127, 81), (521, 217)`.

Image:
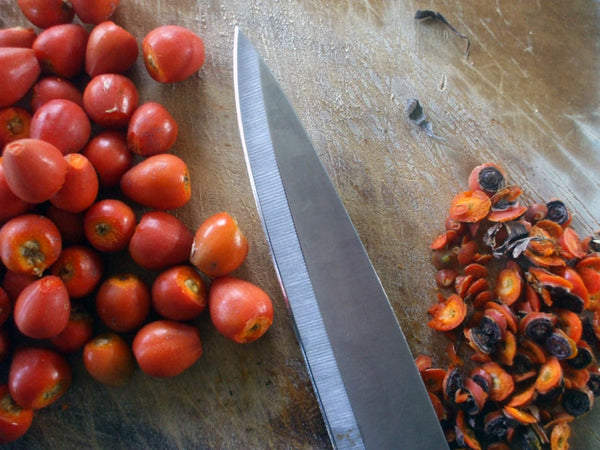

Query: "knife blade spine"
(233, 27), (364, 449)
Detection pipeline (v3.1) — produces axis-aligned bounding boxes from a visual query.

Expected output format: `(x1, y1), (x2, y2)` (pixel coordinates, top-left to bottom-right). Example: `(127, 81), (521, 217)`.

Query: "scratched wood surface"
(1, 0), (599, 448)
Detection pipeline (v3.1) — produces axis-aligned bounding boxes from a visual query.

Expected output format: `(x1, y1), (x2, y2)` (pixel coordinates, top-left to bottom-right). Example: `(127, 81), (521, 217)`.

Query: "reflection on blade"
(234, 27), (447, 449)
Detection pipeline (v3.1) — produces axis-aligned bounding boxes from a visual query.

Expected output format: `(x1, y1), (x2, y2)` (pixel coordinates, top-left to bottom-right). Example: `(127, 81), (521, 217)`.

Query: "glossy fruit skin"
(14, 275), (70, 339)
(0, 159), (32, 225)
(127, 102), (178, 156)
(0, 214), (62, 276)
(71, 0), (120, 24)
(120, 154), (191, 210)
(83, 199), (135, 252)
(0, 48), (41, 108)
(51, 245), (103, 298)
(50, 305), (94, 353)
(96, 274), (150, 333)
(32, 23), (88, 78)
(0, 384), (34, 444)
(132, 320), (202, 378)
(83, 73), (138, 128)
(1, 270), (37, 303)
(128, 211), (193, 271)
(0, 107), (32, 147)
(85, 20), (138, 77)
(45, 205), (85, 245)
(0, 287), (11, 327)
(0, 27), (37, 48)
(31, 77), (83, 112)
(142, 25), (205, 83)
(190, 212), (249, 278)
(8, 347), (72, 410)
(30, 99), (91, 154)
(151, 265), (207, 321)
(208, 276), (274, 343)
(17, 0), (75, 29)
(82, 131), (133, 187)
(2, 139), (67, 204)
(50, 153), (99, 213)
(83, 332), (134, 387)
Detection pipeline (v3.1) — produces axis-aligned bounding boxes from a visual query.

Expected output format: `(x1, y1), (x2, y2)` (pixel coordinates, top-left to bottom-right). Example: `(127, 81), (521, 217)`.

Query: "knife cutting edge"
(233, 27), (448, 449)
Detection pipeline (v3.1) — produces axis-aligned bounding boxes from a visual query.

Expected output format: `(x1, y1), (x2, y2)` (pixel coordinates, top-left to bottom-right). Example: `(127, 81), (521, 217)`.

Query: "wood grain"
(1, 0), (599, 448)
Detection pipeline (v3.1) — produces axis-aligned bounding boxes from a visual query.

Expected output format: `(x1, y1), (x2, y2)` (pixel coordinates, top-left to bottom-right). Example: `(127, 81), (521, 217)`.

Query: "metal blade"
(234, 27), (447, 450)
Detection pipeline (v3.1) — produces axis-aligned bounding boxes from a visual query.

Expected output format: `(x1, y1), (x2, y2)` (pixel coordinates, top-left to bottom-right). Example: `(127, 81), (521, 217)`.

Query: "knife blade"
(233, 27), (448, 450)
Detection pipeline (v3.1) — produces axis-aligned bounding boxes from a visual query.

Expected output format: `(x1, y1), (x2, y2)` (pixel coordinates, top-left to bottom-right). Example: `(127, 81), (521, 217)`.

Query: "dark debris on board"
(405, 98), (444, 141)
(415, 9), (471, 57)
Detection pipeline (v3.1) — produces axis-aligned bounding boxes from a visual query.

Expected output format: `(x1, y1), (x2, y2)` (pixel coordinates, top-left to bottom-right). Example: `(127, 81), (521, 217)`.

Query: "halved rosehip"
(546, 199), (572, 227)
(502, 406), (537, 425)
(562, 387), (594, 417)
(495, 267), (522, 306)
(519, 312), (556, 344)
(566, 341), (594, 370)
(421, 368), (446, 394)
(449, 190), (491, 223)
(0, 214), (62, 276)
(550, 422), (571, 450)
(506, 383), (537, 408)
(442, 367), (463, 403)
(428, 294), (467, 332)
(483, 410), (510, 442)
(468, 162), (506, 194)
(545, 329), (578, 360)
(481, 362), (514, 402)
(536, 356), (563, 394)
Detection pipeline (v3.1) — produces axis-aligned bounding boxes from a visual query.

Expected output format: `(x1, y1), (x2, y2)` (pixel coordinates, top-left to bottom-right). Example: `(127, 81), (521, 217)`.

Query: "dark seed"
(478, 166), (506, 193)
(545, 330), (577, 359)
(587, 372), (600, 397)
(567, 345), (594, 369)
(546, 200), (570, 225)
(562, 388), (594, 417)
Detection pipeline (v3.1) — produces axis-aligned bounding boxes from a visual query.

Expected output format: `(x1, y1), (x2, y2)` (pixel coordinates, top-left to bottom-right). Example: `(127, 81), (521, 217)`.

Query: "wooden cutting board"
(1, 0), (599, 448)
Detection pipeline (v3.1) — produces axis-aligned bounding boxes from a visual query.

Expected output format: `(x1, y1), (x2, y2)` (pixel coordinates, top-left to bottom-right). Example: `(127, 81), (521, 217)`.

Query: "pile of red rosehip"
(0, 0), (274, 443)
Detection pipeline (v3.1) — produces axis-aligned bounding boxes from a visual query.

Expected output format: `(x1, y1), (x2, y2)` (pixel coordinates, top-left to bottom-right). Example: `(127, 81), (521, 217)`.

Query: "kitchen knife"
(233, 27), (448, 450)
